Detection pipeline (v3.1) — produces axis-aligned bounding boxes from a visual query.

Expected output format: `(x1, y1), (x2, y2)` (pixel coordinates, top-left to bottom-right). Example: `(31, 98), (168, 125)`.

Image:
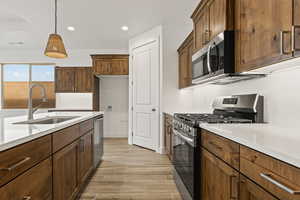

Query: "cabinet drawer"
(12, 157), (52, 200)
(52, 124), (80, 153)
(0, 182), (13, 199)
(201, 130), (239, 170)
(240, 146), (300, 200)
(0, 135), (51, 187)
(240, 174), (279, 200)
(80, 119), (94, 136)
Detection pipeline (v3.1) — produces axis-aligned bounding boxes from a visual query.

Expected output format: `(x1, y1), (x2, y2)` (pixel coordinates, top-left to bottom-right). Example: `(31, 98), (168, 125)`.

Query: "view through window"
(2, 64), (55, 109)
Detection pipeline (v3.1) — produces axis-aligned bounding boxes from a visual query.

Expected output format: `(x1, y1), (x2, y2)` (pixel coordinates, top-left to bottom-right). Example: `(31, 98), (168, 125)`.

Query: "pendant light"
(44, 0), (68, 58)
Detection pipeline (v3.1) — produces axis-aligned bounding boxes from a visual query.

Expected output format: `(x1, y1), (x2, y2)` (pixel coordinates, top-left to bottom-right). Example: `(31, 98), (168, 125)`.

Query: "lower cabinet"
(164, 113), (173, 160)
(240, 175), (279, 200)
(53, 131), (94, 200)
(201, 148), (239, 200)
(0, 119), (96, 200)
(53, 141), (80, 200)
(200, 129), (300, 200)
(0, 158), (52, 200)
(78, 131), (94, 183)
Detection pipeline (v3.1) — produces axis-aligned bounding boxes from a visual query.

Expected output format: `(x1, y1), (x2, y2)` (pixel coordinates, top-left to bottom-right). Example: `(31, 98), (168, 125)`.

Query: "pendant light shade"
(44, 0), (68, 58)
(45, 34), (67, 58)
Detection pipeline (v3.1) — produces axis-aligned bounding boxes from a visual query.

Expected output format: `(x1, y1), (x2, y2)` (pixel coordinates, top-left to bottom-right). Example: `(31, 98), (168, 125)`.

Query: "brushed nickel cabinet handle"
(202, 32), (207, 45)
(280, 31), (292, 55)
(230, 175), (238, 199)
(293, 25), (300, 51)
(23, 196), (32, 200)
(109, 63), (113, 74)
(208, 141), (223, 151)
(205, 30), (211, 43)
(80, 139), (85, 152)
(0, 157), (31, 171)
(260, 173), (300, 195)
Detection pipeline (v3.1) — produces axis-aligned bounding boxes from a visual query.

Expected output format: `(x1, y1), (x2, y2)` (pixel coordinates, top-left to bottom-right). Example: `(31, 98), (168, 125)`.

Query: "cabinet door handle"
(280, 30), (292, 55)
(80, 139), (85, 152)
(23, 196), (32, 200)
(202, 32), (207, 45)
(260, 173), (300, 195)
(0, 157), (31, 171)
(168, 125), (172, 135)
(205, 30), (210, 44)
(230, 175), (238, 199)
(293, 25), (300, 51)
(109, 63), (113, 74)
(208, 141), (223, 151)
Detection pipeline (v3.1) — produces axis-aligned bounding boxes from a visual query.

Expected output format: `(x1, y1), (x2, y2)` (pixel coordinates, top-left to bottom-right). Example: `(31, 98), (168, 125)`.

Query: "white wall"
(99, 76), (129, 138)
(0, 49), (128, 66)
(56, 93), (93, 109)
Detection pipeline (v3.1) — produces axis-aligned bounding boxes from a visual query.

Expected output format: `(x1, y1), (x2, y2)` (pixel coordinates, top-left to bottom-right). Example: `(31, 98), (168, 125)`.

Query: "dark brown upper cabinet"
(55, 67), (75, 93)
(235, 0), (294, 72)
(91, 55), (129, 76)
(55, 67), (93, 93)
(178, 32), (194, 89)
(75, 67), (93, 93)
(193, 8), (210, 51)
(191, 0), (234, 53)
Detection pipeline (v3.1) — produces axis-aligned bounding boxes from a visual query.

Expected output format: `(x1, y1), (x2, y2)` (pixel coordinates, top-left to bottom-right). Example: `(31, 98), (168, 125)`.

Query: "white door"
(132, 40), (160, 150)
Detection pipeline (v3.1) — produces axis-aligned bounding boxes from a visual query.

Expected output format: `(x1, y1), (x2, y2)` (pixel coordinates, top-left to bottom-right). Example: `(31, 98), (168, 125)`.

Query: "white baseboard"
(104, 136), (128, 138)
(157, 146), (166, 154)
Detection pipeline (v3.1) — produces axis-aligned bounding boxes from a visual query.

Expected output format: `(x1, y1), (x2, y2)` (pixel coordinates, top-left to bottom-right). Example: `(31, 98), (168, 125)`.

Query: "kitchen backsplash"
(163, 57), (300, 127)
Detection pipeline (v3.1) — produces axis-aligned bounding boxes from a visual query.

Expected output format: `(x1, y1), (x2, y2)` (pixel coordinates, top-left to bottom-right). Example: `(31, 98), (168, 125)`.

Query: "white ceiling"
(0, 0), (198, 51)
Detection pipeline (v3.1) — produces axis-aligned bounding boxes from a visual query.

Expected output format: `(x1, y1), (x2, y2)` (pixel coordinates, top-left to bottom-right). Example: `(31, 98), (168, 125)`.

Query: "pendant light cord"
(55, 0), (57, 34)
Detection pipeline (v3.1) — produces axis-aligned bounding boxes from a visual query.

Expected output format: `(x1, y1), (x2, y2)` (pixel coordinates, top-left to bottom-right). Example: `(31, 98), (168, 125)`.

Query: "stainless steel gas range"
(172, 94), (264, 200)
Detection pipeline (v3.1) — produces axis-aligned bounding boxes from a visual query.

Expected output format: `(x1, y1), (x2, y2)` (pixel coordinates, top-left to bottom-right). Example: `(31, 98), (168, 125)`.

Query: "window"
(2, 64), (55, 109)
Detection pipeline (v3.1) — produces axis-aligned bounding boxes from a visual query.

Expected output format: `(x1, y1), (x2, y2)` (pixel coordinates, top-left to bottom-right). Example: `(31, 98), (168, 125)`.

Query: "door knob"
(152, 108), (156, 112)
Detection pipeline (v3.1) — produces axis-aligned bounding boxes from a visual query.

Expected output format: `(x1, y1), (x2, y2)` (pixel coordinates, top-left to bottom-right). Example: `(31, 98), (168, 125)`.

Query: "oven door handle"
(173, 129), (194, 143)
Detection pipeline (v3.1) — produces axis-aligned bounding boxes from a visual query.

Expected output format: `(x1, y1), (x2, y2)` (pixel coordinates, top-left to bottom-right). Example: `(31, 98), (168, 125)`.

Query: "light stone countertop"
(0, 111), (103, 152)
(200, 123), (300, 169)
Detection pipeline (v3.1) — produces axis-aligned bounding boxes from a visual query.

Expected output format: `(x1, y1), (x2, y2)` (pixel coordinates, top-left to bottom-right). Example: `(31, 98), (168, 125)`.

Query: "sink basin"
(14, 116), (79, 125)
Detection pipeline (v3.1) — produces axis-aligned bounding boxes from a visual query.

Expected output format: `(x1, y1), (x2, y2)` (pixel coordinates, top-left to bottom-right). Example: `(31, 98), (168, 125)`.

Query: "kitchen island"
(0, 111), (103, 200)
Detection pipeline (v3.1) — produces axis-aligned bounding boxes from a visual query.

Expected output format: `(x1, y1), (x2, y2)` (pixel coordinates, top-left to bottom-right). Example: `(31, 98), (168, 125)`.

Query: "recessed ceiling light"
(67, 26), (75, 31)
(121, 26), (129, 31)
(8, 42), (24, 46)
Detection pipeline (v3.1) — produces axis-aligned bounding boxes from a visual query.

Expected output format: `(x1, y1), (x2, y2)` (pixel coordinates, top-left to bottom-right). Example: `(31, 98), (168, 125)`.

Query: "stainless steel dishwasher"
(93, 115), (104, 168)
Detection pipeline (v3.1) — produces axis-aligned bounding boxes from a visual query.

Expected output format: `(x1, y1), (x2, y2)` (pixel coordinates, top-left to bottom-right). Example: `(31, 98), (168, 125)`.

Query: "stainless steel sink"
(14, 116), (79, 125)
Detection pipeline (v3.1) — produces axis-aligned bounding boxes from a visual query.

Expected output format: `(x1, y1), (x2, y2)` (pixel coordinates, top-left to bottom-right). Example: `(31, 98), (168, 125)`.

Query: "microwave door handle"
(207, 43), (213, 73)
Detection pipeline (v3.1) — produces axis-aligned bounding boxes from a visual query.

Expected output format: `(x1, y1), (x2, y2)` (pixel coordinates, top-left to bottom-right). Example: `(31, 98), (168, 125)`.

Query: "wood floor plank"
(80, 138), (182, 200)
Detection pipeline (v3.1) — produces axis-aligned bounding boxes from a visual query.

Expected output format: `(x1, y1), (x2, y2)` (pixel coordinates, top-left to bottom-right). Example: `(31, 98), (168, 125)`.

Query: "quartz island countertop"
(0, 111), (103, 152)
(200, 123), (300, 169)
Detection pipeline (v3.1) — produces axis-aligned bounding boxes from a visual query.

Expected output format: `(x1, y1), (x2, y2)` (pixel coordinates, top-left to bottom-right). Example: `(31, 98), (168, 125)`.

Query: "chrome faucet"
(28, 83), (47, 120)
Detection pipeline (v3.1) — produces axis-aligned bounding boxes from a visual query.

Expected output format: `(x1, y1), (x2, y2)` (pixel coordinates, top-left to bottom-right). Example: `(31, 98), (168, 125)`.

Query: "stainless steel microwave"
(192, 31), (235, 85)
(192, 31), (265, 85)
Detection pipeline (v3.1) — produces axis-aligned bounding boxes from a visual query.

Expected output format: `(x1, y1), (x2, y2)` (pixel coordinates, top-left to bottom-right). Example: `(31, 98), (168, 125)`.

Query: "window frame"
(1, 63), (56, 109)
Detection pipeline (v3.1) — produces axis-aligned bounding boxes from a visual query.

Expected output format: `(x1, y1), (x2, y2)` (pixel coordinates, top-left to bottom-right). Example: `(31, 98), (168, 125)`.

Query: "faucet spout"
(28, 83), (48, 120)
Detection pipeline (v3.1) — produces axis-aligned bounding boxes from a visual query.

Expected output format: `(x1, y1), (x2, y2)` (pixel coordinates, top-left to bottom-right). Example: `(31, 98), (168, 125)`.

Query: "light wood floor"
(80, 138), (182, 200)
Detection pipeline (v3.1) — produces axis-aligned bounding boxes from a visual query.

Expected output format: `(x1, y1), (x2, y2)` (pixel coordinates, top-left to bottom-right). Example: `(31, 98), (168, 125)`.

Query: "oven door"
(172, 129), (196, 198)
